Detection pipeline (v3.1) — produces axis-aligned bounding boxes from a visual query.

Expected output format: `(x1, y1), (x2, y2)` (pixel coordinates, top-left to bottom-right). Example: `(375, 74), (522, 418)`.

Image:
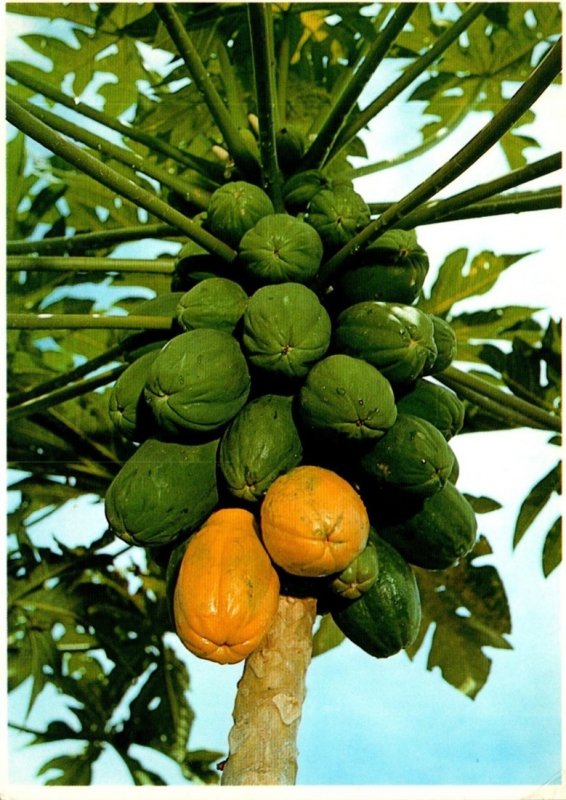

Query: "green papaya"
(144, 329), (251, 434)
(176, 278), (248, 333)
(219, 394), (303, 502)
(378, 481), (478, 570)
(171, 220), (229, 291)
(359, 413), (455, 497)
(299, 354), (397, 441)
(205, 181), (274, 248)
(108, 350), (159, 441)
(334, 301), (437, 385)
(282, 169), (330, 212)
(337, 229), (429, 305)
(104, 437), (219, 547)
(426, 315), (458, 374)
(305, 185), (370, 250)
(243, 283), (331, 377)
(331, 533), (421, 659)
(276, 125), (307, 173)
(239, 213), (323, 284)
(396, 379), (465, 440)
(330, 541), (379, 600)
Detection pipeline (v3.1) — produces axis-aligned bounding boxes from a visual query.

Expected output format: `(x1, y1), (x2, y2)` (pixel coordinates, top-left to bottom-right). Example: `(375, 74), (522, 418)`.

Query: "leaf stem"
(438, 366), (561, 432)
(7, 313), (176, 331)
(315, 38), (562, 289)
(247, 4), (285, 209)
(7, 223), (177, 256)
(7, 256), (176, 274)
(155, 3), (260, 181)
(6, 97), (236, 262)
(6, 62), (226, 182)
(328, 3), (489, 162)
(397, 152), (561, 228)
(10, 94), (212, 210)
(300, 4), (417, 171)
(8, 366), (127, 423)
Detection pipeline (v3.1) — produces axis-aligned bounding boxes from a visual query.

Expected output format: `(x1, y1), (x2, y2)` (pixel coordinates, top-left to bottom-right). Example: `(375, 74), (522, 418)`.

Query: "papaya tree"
(6, 2), (562, 787)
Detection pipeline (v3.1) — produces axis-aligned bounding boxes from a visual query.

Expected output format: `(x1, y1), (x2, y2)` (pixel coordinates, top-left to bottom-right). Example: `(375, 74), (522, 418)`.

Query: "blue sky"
(5, 5), (564, 793)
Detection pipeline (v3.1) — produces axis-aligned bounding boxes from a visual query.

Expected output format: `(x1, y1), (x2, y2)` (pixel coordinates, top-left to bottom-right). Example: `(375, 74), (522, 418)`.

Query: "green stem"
(6, 97), (236, 262)
(300, 4), (417, 171)
(438, 366), (561, 432)
(10, 94), (212, 210)
(6, 62), (226, 182)
(7, 223), (177, 256)
(7, 331), (162, 408)
(329, 3), (489, 162)
(7, 256), (176, 274)
(155, 3), (260, 181)
(8, 366), (127, 423)
(398, 152), (561, 228)
(449, 381), (547, 430)
(315, 38), (561, 289)
(247, 4), (284, 210)
(7, 313), (176, 331)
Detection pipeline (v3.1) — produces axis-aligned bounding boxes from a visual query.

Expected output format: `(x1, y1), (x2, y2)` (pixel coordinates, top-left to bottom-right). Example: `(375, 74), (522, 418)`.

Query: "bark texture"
(220, 594), (317, 785)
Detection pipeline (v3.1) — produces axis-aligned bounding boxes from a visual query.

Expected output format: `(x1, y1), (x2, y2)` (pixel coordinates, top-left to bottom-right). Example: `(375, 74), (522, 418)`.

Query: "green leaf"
(119, 751), (168, 786)
(407, 536), (512, 699)
(37, 745), (100, 785)
(420, 249), (533, 316)
(542, 517), (562, 578)
(463, 495), (503, 514)
(7, 132), (35, 239)
(513, 463), (561, 549)
(312, 613), (346, 657)
(7, 3), (98, 26)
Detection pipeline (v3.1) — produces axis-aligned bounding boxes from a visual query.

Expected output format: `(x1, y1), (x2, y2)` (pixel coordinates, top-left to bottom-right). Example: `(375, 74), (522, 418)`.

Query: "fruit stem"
(155, 3), (261, 182)
(8, 94), (213, 211)
(7, 223), (177, 256)
(315, 38), (561, 289)
(6, 97), (237, 263)
(247, 4), (285, 210)
(221, 595), (317, 786)
(5, 62), (227, 182)
(300, 4), (417, 172)
(327, 3), (490, 164)
(7, 256), (176, 274)
(438, 366), (561, 433)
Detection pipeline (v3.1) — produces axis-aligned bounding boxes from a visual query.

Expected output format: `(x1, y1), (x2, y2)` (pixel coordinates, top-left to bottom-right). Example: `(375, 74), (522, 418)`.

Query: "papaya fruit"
(305, 186), (371, 250)
(359, 413), (455, 497)
(144, 329), (250, 434)
(242, 282), (331, 377)
(239, 213), (323, 284)
(396, 379), (465, 440)
(260, 465), (369, 577)
(299, 353), (397, 441)
(282, 169), (330, 212)
(426, 315), (458, 374)
(276, 125), (307, 173)
(331, 533), (421, 659)
(219, 394), (303, 502)
(176, 277), (248, 334)
(205, 181), (274, 248)
(334, 301), (437, 384)
(104, 437), (219, 547)
(378, 481), (478, 570)
(173, 508), (280, 664)
(329, 540), (379, 600)
(108, 350), (158, 441)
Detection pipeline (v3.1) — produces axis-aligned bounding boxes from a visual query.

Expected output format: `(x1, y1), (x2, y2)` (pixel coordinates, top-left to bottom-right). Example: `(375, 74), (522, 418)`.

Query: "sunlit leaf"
(513, 463), (561, 549)
(463, 495), (503, 514)
(542, 517), (562, 578)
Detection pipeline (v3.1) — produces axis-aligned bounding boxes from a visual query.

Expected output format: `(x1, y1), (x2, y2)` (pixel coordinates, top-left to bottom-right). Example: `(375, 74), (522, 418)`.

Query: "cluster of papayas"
(104, 164), (475, 666)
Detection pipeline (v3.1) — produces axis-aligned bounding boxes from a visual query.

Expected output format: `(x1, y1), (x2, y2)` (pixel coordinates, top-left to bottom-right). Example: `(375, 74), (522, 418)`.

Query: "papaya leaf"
(311, 613), (346, 657)
(407, 536), (512, 700)
(7, 131), (36, 239)
(37, 746), (101, 785)
(513, 463), (561, 549)
(420, 249), (533, 316)
(463, 494), (503, 514)
(119, 751), (168, 786)
(542, 517), (562, 578)
(6, 3), (98, 27)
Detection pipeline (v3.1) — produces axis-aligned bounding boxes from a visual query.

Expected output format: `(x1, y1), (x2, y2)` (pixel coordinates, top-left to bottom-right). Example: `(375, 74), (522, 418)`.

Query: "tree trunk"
(220, 594), (317, 785)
